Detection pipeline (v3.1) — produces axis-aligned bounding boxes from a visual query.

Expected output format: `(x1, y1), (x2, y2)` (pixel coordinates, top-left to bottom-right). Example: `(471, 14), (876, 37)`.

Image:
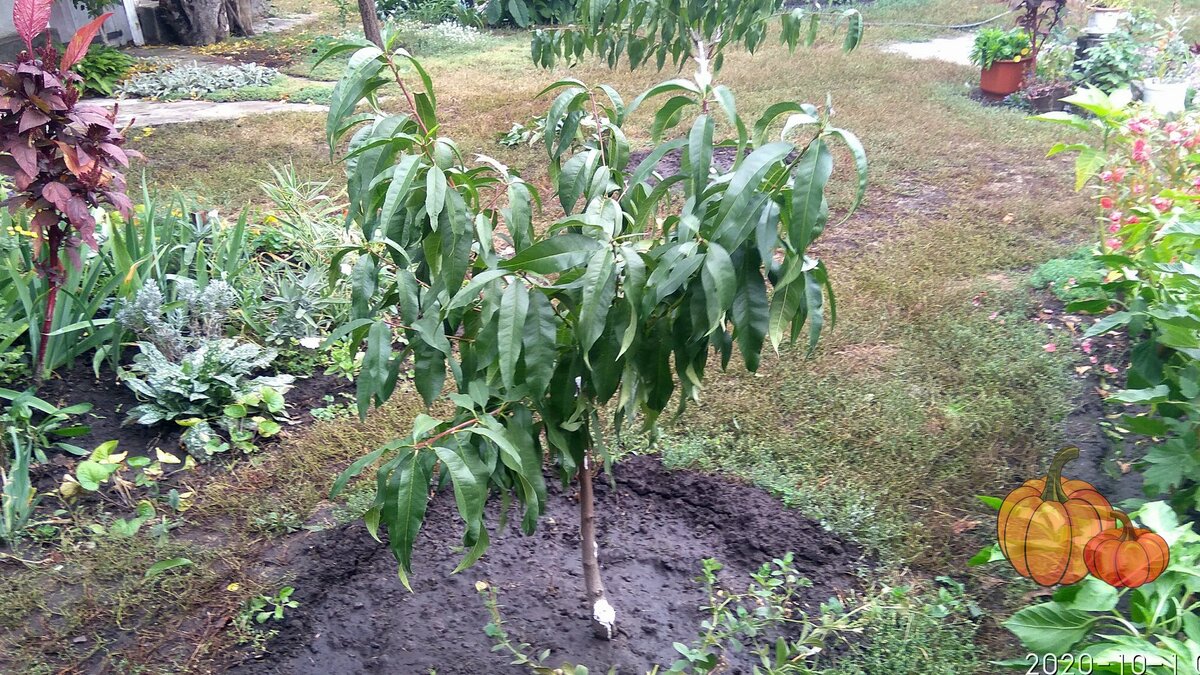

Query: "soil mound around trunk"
(234, 455), (863, 674)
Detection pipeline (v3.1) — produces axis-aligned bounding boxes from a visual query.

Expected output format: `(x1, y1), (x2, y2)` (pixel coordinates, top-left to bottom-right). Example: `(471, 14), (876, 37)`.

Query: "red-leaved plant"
(0, 0), (136, 380)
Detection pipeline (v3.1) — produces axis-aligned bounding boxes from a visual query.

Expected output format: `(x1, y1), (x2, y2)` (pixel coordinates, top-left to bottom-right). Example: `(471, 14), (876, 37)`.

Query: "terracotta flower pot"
(980, 59), (1025, 96)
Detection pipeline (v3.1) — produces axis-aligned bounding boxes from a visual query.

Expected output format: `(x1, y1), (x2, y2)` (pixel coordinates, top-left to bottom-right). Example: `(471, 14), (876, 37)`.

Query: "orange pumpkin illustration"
(997, 447), (1115, 586)
(1084, 511), (1170, 589)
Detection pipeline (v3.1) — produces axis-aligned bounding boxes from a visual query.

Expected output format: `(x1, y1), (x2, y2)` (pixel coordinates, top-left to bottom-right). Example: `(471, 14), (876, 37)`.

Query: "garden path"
(91, 97), (326, 127)
(883, 33), (975, 66)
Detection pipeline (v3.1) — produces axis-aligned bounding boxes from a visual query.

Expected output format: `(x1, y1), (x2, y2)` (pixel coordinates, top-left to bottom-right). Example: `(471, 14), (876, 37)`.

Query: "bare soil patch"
(231, 455), (863, 674)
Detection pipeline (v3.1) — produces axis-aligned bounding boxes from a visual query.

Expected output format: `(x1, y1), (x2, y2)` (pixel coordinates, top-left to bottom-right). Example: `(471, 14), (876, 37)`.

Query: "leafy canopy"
(321, 22), (866, 586)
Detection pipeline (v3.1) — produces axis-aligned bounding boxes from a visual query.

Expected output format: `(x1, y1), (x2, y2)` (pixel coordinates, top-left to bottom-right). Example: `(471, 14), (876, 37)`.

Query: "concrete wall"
(0, 0), (141, 60)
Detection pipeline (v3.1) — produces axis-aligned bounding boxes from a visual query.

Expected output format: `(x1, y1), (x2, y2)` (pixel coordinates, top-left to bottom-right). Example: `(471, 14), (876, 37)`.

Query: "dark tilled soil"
(232, 455), (863, 674)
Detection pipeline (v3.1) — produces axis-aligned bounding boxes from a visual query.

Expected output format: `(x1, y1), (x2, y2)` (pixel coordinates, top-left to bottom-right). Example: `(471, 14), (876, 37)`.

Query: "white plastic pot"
(1086, 7), (1129, 35)
(1141, 78), (1190, 115)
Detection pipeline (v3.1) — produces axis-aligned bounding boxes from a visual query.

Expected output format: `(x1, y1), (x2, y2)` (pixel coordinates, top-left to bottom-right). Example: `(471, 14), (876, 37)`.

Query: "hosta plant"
(322, 15), (866, 639)
(0, 1), (135, 379)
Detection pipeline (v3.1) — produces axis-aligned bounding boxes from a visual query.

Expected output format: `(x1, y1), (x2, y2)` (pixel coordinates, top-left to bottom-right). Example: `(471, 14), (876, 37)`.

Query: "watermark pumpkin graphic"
(1083, 511), (1170, 589)
(997, 447), (1115, 586)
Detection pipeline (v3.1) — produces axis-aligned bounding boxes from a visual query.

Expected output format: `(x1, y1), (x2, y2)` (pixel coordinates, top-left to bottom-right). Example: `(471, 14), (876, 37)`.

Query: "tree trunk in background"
(358, 0), (383, 47)
(156, 0), (229, 45)
(226, 0), (257, 37)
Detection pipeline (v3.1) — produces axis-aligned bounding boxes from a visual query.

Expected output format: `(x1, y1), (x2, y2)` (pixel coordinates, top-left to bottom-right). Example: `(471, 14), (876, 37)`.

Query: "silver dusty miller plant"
(118, 280), (292, 460)
(119, 62), (279, 99)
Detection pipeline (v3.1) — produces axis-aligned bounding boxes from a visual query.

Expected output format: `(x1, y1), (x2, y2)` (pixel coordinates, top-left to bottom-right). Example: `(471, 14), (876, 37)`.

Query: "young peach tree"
(325, 7), (866, 639)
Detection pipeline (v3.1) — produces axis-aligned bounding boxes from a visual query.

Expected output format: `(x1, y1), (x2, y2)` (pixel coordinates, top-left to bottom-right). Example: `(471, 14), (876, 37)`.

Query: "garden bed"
(231, 455), (863, 673)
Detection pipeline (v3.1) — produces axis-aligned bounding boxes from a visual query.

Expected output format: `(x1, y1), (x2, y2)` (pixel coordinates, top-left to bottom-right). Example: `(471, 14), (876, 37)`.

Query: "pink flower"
(1100, 196), (1114, 209)
(1108, 222), (1121, 234)
(1131, 183), (1146, 195)
(1103, 364), (1119, 374)
(1044, 343), (1057, 353)
(1132, 139), (1150, 163)
(1106, 237), (1123, 250)
(1125, 215), (1140, 224)
(1090, 355), (1099, 364)
(1109, 210), (1123, 223)
(1113, 167), (1127, 182)
(1127, 117), (1154, 134)
(1151, 197), (1173, 212)
(1081, 339), (1093, 354)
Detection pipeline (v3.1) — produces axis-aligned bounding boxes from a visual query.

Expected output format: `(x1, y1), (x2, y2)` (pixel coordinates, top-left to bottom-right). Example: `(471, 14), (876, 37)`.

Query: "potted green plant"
(1086, 0), (1131, 36)
(1023, 34), (1076, 112)
(971, 27), (1034, 96)
(1140, 18), (1195, 114)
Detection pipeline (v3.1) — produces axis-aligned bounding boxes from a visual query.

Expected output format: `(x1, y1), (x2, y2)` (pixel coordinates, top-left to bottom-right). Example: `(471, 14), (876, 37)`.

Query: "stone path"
(882, 33), (975, 67)
(91, 97), (326, 128)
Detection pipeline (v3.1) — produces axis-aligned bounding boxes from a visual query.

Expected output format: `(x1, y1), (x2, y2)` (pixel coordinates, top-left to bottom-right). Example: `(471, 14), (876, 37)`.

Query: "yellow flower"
(1014, 55), (1022, 62)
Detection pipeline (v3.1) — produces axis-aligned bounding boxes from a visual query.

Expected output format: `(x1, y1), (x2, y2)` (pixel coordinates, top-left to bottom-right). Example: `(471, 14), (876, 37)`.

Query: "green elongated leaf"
(1108, 385), (1171, 404)
(330, 444), (391, 497)
(708, 85), (747, 155)
(976, 494), (1002, 510)
(752, 102), (806, 145)
(502, 234), (602, 275)
(790, 139), (833, 252)
(326, 48), (385, 150)
(145, 557), (193, 579)
(650, 95), (695, 142)
(626, 137), (687, 187)
(803, 265), (827, 351)
(701, 242), (735, 333)
(767, 278), (805, 350)
(967, 543), (1004, 566)
(826, 127), (868, 219)
(351, 255), (378, 320)
(433, 444), (487, 538)
(730, 252), (769, 371)
(413, 339), (447, 407)
(506, 181), (534, 251)
(625, 78), (702, 119)
(358, 320), (393, 418)
(426, 165), (447, 225)
(523, 291), (558, 398)
(1002, 602), (1098, 654)
(1084, 311), (1133, 337)
(447, 269), (509, 311)
(578, 248), (618, 359)
(380, 155), (422, 229)
(498, 281), (530, 391)
(687, 115), (713, 203)
(382, 451), (435, 591)
(713, 142), (793, 250)
(508, 0), (531, 26)
(558, 149), (598, 215)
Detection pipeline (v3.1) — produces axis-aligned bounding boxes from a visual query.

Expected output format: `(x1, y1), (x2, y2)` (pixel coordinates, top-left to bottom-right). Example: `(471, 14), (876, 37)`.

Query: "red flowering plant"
(0, 0), (136, 379)
(1039, 86), (1200, 513)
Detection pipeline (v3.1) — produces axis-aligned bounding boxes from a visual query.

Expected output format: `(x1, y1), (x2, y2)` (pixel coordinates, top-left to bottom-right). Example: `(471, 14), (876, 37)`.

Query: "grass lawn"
(1, 0), (1159, 670)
